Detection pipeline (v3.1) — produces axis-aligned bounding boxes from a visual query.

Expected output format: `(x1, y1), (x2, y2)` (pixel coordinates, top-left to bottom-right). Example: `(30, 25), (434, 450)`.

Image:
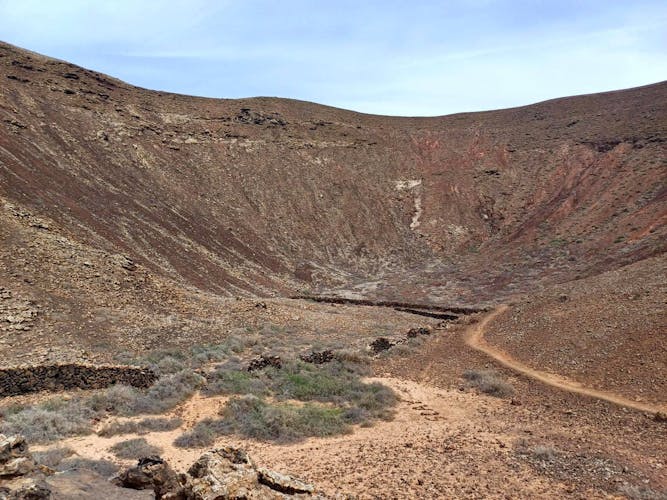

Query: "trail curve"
(464, 305), (667, 414)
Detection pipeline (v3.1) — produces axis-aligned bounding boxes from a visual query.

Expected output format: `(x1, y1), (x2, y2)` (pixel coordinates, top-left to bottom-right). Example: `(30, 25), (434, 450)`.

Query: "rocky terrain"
(0, 40), (665, 498)
(0, 433), (320, 498)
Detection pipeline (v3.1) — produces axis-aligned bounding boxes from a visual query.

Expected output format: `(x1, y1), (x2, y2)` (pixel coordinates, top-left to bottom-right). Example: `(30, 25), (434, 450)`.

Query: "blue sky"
(1, 1), (665, 116)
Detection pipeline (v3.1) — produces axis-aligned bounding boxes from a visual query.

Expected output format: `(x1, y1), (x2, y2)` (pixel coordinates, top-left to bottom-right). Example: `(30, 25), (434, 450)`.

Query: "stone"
(49, 469), (152, 499)
(298, 350), (334, 364)
(187, 448), (259, 500)
(257, 467), (314, 495)
(369, 337), (394, 354)
(112, 456), (184, 499)
(0, 457), (36, 478)
(4, 477), (51, 499)
(406, 327), (431, 338)
(0, 435), (28, 463)
(247, 355), (282, 372)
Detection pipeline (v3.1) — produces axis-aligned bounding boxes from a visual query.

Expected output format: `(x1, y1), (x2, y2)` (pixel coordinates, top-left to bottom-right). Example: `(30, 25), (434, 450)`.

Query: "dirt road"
(464, 306), (666, 414)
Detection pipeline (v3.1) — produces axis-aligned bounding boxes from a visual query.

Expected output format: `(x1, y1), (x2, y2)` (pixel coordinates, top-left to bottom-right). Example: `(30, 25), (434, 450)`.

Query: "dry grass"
(110, 437), (162, 460)
(98, 417), (182, 437)
(462, 369), (514, 398)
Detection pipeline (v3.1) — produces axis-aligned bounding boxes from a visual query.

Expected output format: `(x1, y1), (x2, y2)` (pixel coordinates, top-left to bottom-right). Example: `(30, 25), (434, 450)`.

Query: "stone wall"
(0, 364), (157, 397)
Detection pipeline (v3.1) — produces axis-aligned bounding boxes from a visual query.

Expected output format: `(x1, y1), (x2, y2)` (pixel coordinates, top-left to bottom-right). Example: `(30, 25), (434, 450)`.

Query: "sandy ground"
(38, 377), (575, 499)
(27, 310), (667, 499)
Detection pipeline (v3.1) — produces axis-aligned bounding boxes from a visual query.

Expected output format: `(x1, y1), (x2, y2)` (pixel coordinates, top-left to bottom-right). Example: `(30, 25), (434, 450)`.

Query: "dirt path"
(464, 305), (667, 414)
(43, 378), (571, 498)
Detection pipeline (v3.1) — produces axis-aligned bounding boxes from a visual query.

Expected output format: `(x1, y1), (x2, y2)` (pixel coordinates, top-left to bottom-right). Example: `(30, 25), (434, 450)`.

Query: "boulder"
(247, 356), (282, 372)
(0, 435), (28, 464)
(0, 434), (53, 498)
(406, 327), (431, 338)
(369, 337), (394, 354)
(257, 468), (314, 495)
(187, 447), (260, 499)
(112, 456), (185, 499)
(3, 476), (51, 499)
(0, 457), (36, 479)
(113, 447), (319, 499)
(49, 469), (153, 499)
(298, 351), (334, 365)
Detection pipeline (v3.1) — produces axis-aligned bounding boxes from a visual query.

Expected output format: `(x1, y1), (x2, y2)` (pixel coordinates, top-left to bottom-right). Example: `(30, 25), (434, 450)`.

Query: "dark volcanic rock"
(112, 456), (185, 499)
(247, 355), (282, 372)
(369, 337), (395, 354)
(299, 350), (334, 364)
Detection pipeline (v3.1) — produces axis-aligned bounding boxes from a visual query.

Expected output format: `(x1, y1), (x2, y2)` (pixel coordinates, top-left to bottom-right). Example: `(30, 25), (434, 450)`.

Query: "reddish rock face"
(0, 41), (665, 366)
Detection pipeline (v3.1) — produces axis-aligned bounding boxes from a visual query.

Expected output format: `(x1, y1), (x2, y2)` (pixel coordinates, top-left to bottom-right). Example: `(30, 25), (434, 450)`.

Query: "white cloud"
(0, 0), (665, 115)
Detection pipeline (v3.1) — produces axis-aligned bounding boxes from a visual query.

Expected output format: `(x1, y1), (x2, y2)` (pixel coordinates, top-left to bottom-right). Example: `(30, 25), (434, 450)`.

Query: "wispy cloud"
(0, 0), (665, 115)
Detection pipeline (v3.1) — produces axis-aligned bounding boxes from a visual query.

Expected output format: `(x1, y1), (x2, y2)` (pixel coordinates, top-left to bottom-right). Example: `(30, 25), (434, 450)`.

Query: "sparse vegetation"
(618, 484), (667, 500)
(463, 369), (514, 398)
(0, 399), (95, 443)
(204, 367), (269, 396)
(0, 369), (202, 443)
(531, 445), (558, 462)
(56, 457), (120, 478)
(98, 417), (182, 437)
(219, 395), (350, 442)
(174, 418), (227, 448)
(32, 447), (75, 468)
(110, 437), (162, 460)
(1, 335), (392, 448)
(175, 395), (351, 446)
(176, 359), (395, 446)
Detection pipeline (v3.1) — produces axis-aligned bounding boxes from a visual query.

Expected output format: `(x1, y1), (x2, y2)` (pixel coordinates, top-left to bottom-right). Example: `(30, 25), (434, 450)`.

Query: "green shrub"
(203, 368), (268, 397)
(219, 395), (350, 442)
(267, 360), (389, 405)
(197, 395), (350, 446)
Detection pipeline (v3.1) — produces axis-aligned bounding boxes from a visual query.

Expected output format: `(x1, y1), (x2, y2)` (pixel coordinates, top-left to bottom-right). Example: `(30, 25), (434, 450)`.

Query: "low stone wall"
(0, 364), (157, 397)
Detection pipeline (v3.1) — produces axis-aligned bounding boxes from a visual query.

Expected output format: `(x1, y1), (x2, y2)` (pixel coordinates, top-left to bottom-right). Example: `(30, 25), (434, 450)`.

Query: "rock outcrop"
(0, 434), (51, 499)
(114, 447), (319, 499)
(0, 436), (319, 499)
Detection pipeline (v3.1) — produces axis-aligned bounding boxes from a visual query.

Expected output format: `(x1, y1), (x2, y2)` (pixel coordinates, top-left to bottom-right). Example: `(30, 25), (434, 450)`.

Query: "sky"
(0, 1), (665, 116)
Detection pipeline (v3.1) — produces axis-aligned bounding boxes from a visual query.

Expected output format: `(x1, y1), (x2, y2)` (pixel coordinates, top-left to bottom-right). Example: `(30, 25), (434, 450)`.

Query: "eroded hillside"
(1, 42), (666, 499)
(1, 41), (665, 303)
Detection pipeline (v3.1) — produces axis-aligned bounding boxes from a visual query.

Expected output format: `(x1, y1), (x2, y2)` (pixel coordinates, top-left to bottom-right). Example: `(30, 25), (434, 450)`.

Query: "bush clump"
(463, 369), (514, 398)
(174, 395), (350, 446)
(174, 360), (396, 447)
(173, 418), (228, 449)
(0, 399), (95, 443)
(110, 437), (162, 460)
(0, 369), (203, 443)
(203, 368), (269, 397)
(220, 395), (350, 442)
(98, 417), (183, 437)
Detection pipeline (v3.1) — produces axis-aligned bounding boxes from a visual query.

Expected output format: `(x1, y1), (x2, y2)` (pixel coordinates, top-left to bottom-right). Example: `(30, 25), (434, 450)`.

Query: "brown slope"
(1, 40), (665, 302)
(483, 254), (667, 405)
(0, 41), (666, 371)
